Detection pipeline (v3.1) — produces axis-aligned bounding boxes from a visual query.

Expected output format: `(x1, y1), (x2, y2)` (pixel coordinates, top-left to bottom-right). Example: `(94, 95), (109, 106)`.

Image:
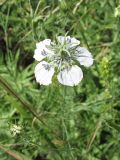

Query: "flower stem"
(0, 75), (45, 124)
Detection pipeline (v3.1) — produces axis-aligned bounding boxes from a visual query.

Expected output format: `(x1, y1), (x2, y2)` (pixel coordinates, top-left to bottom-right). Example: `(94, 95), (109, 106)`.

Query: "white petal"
(57, 36), (67, 44)
(34, 39), (54, 61)
(75, 47), (93, 67)
(33, 48), (48, 61)
(57, 65), (83, 86)
(36, 39), (51, 48)
(70, 37), (80, 47)
(57, 36), (80, 48)
(34, 61), (54, 85)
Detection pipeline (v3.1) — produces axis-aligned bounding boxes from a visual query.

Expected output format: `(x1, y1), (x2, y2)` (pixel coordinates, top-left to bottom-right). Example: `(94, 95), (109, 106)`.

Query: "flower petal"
(75, 47), (93, 67)
(36, 39), (51, 49)
(57, 36), (80, 48)
(69, 37), (80, 47)
(34, 61), (54, 85)
(34, 39), (54, 61)
(34, 48), (48, 61)
(57, 36), (68, 44)
(57, 65), (83, 86)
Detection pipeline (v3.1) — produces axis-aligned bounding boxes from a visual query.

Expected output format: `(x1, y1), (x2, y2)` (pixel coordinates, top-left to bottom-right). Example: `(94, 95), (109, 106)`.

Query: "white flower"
(33, 36), (93, 86)
(10, 125), (21, 136)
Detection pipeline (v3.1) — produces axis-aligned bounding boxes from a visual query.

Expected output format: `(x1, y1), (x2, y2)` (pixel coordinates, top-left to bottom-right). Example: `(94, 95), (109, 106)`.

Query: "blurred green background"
(0, 0), (120, 160)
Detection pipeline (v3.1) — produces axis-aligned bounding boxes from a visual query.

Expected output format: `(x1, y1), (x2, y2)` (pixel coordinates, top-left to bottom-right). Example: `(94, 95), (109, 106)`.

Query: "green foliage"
(0, 0), (120, 160)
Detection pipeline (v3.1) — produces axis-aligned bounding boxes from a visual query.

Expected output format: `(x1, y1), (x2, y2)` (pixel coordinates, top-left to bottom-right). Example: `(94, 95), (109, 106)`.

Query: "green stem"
(0, 75), (45, 125)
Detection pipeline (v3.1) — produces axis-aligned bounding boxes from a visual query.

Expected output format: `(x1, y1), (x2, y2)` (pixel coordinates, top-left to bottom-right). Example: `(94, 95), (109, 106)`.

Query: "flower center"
(60, 50), (69, 60)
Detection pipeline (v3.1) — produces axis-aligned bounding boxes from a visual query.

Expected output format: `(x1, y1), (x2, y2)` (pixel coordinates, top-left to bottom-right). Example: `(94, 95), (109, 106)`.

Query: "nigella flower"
(33, 36), (93, 86)
(10, 125), (21, 136)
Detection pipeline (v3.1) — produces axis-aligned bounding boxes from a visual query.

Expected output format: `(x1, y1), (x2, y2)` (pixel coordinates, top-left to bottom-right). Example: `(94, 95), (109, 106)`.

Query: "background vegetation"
(0, 0), (120, 159)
